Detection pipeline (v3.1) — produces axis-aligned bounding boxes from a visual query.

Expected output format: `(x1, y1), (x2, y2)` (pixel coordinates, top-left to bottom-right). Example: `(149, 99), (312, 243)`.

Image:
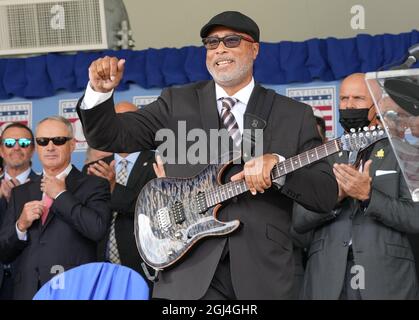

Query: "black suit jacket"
(77, 80), (338, 299)
(0, 170), (38, 299)
(93, 152), (156, 277)
(294, 140), (419, 299)
(0, 166), (111, 300)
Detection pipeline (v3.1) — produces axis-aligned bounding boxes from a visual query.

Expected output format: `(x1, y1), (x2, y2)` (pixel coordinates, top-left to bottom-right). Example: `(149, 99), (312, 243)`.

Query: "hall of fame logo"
(59, 99), (86, 152)
(0, 102), (32, 133)
(286, 86), (337, 139)
(133, 96), (158, 108)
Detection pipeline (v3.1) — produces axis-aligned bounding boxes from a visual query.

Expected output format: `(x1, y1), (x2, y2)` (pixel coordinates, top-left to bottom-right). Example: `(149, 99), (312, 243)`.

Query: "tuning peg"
(363, 126), (369, 131)
(350, 128), (356, 133)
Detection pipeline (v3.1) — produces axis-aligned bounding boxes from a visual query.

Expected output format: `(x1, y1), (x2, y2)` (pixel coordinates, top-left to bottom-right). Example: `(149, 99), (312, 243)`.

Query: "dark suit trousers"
(0, 266), (13, 300)
(200, 241), (237, 300)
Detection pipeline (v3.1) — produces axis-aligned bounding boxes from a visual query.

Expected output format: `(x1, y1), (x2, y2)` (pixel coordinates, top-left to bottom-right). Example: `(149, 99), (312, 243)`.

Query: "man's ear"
(69, 138), (76, 153)
(252, 42), (260, 60)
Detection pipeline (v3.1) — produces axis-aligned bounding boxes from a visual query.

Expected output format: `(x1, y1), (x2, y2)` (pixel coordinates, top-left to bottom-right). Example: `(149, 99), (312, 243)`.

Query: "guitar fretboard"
(205, 139), (342, 207)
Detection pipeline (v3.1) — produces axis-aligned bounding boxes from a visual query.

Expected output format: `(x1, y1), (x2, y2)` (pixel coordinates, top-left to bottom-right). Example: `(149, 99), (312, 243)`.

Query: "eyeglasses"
(202, 34), (255, 50)
(2, 138), (32, 148)
(35, 137), (72, 146)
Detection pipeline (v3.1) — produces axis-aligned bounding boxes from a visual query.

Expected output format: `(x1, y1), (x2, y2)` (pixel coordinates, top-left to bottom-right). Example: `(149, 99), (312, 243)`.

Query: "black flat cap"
(200, 11), (260, 42)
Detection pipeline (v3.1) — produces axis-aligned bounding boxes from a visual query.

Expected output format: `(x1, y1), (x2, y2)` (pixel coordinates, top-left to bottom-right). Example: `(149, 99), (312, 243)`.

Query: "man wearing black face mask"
(293, 73), (419, 300)
(339, 105), (375, 133)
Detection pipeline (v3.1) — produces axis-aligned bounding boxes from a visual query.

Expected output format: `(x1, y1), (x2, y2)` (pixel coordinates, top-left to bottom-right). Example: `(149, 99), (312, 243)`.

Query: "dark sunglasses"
(35, 136), (72, 146)
(2, 138), (32, 148)
(202, 34), (255, 50)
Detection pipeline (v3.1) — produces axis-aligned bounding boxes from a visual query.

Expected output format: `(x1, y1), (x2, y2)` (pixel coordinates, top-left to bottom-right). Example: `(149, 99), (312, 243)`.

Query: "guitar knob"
(175, 231), (183, 239)
(168, 250), (175, 257)
(350, 128), (356, 133)
(370, 126), (376, 130)
(363, 126), (369, 131)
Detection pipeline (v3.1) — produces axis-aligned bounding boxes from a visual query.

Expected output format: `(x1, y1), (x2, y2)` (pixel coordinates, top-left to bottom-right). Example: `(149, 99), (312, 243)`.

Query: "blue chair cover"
(33, 262), (149, 300)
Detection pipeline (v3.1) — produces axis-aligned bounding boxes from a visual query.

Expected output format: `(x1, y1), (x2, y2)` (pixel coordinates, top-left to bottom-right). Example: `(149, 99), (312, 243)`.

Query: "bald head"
(115, 101), (138, 113)
(339, 73), (373, 110)
(339, 73), (380, 129)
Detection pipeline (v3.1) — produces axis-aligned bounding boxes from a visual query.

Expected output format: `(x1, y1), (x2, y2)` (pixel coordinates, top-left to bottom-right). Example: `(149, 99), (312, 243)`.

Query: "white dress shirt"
(5, 167), (31, 185)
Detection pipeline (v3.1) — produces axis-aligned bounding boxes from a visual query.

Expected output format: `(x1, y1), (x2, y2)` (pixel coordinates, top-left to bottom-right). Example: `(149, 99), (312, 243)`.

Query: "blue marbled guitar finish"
(135, 127), (387, 270)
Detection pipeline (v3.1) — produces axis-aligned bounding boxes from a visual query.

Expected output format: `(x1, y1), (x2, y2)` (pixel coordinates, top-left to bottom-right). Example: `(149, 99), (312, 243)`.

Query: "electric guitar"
(134, 127), (387, 270)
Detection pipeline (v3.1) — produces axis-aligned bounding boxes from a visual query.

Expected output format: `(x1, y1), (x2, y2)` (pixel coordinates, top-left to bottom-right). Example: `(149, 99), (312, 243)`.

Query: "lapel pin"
(375, 149), (384, 159)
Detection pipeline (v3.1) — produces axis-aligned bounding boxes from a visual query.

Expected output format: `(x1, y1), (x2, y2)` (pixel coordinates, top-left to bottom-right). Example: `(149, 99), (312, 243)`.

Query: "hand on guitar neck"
(230, 154), (280, 196)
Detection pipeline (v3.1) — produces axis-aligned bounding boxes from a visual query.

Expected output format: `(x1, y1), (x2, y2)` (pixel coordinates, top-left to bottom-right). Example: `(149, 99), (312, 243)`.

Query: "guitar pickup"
(171, 200), (186, 224)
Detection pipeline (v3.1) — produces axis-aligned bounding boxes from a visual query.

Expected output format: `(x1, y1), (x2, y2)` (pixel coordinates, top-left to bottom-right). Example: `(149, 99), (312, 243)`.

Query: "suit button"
(343, 241), (349, 247)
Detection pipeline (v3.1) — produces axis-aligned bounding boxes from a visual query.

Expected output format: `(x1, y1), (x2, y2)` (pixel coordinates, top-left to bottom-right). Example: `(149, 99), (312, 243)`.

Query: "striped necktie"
(220, 97), (241, 146)
(108, 159), (129, 264)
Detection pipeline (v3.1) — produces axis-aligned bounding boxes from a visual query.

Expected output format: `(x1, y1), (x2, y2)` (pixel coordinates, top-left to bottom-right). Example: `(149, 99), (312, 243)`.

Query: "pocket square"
(375, 170), (397, 176)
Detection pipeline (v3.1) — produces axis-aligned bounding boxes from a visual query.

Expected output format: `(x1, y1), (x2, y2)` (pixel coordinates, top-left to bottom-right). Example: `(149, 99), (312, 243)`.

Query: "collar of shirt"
(114, 152), (141, 178)
(43, 163), (72, 179)
(215, 78), (255, 134)
(5, 167), (31, 184)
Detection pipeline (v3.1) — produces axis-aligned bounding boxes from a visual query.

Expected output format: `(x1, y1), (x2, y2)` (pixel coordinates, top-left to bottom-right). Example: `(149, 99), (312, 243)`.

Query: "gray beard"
(207, 61), (253, 89)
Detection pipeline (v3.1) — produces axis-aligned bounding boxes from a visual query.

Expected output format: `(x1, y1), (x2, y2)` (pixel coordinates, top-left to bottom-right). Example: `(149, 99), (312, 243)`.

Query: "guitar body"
(134, 162), (240, 270)
(134, 127), (386, 270)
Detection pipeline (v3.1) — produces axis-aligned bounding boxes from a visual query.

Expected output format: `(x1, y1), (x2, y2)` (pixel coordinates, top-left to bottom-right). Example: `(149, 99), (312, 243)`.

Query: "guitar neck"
(205, 139), (342, 207)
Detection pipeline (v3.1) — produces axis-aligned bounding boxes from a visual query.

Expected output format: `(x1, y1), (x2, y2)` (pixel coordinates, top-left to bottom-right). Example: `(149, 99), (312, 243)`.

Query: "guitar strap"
(242, 85), (276, 162)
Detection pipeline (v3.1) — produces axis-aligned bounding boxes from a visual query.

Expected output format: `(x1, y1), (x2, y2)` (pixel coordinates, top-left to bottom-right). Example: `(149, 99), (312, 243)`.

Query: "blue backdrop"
(2, 29), (418, 171)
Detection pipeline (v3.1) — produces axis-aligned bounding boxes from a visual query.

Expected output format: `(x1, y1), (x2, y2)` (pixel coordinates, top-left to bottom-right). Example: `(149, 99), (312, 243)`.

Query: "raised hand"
(88, 56), (125, 93)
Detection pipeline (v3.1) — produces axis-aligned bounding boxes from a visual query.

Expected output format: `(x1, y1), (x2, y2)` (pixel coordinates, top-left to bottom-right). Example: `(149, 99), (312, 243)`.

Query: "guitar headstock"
(340, 126), (387, 153)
